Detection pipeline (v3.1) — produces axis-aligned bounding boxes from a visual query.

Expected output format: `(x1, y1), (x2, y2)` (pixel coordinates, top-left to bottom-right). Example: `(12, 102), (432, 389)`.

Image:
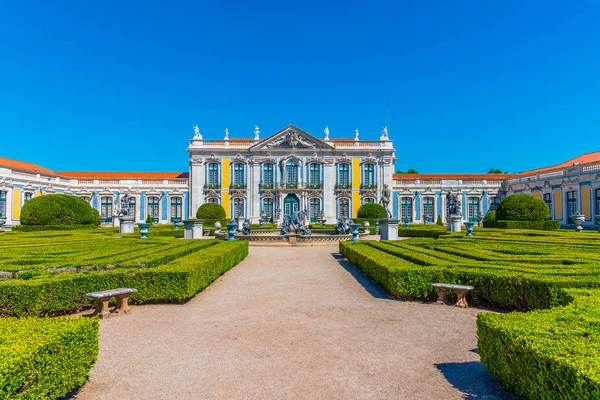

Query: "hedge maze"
(0, 229), (248, 398)
(340, 230), (600, 398)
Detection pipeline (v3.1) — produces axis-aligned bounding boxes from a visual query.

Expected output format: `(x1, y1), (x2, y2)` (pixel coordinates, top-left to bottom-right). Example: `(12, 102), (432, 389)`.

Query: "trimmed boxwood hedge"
(0, 240), (248, 317)
(196, 203), (226, 220)
(357, 203), (387, 219)
(11, 224), (101, 232)
(495, 193), (550, 221)
(0, 316), (99, 399)
(483, 220), (560, 230)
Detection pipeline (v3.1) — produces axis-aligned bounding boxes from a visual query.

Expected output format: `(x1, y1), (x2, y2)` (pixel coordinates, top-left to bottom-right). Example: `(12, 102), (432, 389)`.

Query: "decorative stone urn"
(183, 219), (204, 239)
(349, 222), (361, 242)
(321, 219), (327, 228)
(572, 214), (585, 232)
(226, 222), (238, 241)
(464, 221), (475, 237)
(137, 222), (150, 240)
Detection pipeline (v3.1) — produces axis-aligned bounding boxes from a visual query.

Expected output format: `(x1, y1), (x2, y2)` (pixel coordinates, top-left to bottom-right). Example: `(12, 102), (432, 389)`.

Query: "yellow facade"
(352, 158), (361, 218)
(36, 190), (42, 197)
(582, 186), (591, 219)
(554, 188), (562, 220)
(533, 190), (541, 199)
(12, 188), (21, 220)
(221, 158), (231, 218)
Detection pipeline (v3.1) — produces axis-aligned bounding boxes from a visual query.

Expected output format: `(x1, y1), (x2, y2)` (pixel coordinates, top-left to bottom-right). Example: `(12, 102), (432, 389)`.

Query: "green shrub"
(495, 193), (550, 221)
(20, 194), (101, 227)
(196, 203), (226, 220)
(484, 210), (496, 221)
(12, 224), (100, 232)
(145, 215), (154, 224)
(0, 316), (99, 399)
(357, 203), (387, 219)
(436, 215), (443, 226)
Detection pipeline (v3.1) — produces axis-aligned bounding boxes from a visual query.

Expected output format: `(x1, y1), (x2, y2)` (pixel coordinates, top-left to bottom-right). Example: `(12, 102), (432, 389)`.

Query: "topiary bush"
(484, 210), (496, 221)
(145, 214), (154, 224)
(357, 203), (387, 219)
(196, 203), (226, 220)
(495, 193), (550, 221)
(436, 214), (443, 226)
(20, 194), (101, 227)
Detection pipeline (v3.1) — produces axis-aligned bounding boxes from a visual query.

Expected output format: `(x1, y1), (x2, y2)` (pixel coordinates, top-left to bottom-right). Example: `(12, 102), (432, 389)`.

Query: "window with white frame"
(100, 197), (113, 219)
(24, 192), (33, 203)
(490, 196), (501, 211)
(170, 197), (182, 220)
(233, 198), (244, 218)
(543, 193), (552, 218)
(363, 163), (375, 187)
(363, 197), (375, 204)
(208, 163), (219, 187)
(263, 163), (274, 187)
(262, 198), (273, 221)
(423, 197), (435, 223)
(309, 198), (321, 222)
(338, 198), (350, 219)
(338, 163), (350, 188)
(233, 163), (245, 187)
(286, 160), (298, 185)
(129, 197), (137, 220)
(148, 196), (160, 220)
(467, 197), (480, 221)
(309, 163), (321, 187)
(207, 197), (219, 204)
(567, 191), (577, 222)
(0, 191), (6, 218)
(401, 197), (412, 221)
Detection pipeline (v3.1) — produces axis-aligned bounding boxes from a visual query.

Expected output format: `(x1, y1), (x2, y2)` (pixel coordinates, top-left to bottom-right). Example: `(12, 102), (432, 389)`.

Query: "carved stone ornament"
(361, 153), (377, 164)
(362, 190), (377, 198)
(256, 153), (275, 164)
(205, 190), (220, 199)
(307, 190), (323, 199)
(262, 190), (274, 199)
(205, 153), (220, 164)
(307, 152), (324, 164)
(265, 128), (316, 149)
(336, 190), (352, 199)
(543, 180), (551, 188)
(230, 190), (246, 200)
(336, 153), (350, 164)
(378, 157), (393, 165)
(279, 155), (303, 167)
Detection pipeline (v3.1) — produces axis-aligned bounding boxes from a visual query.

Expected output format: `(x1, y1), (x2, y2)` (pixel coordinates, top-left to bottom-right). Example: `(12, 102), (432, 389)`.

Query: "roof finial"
(324, 126), (330, 141)
(254, 125), (260, 140)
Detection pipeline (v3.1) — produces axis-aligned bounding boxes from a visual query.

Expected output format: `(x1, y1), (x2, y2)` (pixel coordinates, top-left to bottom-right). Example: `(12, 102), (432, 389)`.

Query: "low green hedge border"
(0, 240), (249, 317)
(11, 224), (100, 232)
(0, 316), (99, 399)
(478, 289), (600, 399)
(483, 220), (560, 230)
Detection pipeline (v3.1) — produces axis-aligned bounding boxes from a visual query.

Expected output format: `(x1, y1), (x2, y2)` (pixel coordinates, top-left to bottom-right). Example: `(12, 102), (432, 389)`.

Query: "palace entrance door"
(283, 193), (299, 217)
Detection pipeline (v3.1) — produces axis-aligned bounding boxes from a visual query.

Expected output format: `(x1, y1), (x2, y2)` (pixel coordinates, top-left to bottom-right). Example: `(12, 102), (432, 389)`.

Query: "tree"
(395, 168), (420, 174)
(495, 194), (550, 221)
(488, 168), (509, 174)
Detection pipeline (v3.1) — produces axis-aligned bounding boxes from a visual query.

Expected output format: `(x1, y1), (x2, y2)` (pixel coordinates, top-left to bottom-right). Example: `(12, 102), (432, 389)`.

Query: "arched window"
(100, 197), (113, 221)
(567, 191), (577, 223)
(309, 164), (321, 188)
(338, 198), (350, 219)
(286, 160), (298, 187)
(207, 163), (220, 188)
(309, 198), (321, 222)
(338, 164), (350, 188)
(262, 163), (274, 188)
(129, 197), (137, 220)
(170, 197), (183, 221)
(363, 164), (375, 188)
(363, 198), (375, 204)
(233, 198), (244, 218)
(0, 191), (6, 218)
(148, 196), (160, 221)
(233, 163), (245, 188)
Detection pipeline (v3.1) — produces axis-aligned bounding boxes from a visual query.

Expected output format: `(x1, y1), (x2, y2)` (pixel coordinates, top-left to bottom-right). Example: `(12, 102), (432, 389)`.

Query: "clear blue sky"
(1, 1), (598, 173)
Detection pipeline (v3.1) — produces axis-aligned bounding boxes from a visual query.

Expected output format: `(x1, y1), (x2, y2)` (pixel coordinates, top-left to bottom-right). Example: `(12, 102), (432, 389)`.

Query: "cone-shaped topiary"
(20, 194), (101, 226)
(196, 203), (226, 220)
(495, 194), (549, 221)
(436, 214), (443, 226)
(357, 203), (387, 219)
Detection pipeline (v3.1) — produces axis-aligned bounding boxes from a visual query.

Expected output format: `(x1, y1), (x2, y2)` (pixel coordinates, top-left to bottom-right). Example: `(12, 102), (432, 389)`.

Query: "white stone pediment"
(249, 125), (334, 151)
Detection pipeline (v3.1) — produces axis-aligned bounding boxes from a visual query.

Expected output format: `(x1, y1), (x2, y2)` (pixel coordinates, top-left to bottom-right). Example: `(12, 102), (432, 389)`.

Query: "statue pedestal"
(119, 217), (135, 234)
(236, 218), (244, 231)
(380, 218), (399, 240)
(447, 215), (462, 232)
(183, 220), (204, 239)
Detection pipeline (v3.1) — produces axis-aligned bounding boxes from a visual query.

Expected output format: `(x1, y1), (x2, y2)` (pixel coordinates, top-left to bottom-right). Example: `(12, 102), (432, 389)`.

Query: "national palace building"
(1, 124), (599, 228)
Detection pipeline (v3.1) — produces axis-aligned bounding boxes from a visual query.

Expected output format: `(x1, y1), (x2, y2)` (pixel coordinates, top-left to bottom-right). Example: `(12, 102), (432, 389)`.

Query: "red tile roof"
(0, 157), (58, 176)
(520, 151), (600, 175)
(393, 173), (515, 180)
(58, 171), (189, 179)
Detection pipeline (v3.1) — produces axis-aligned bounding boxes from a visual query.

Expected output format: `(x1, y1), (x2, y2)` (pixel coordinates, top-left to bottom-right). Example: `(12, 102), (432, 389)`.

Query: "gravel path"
(74, 246), (512, 400)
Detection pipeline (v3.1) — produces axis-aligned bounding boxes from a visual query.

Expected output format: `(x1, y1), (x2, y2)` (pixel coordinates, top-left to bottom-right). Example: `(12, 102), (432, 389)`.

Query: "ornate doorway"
(283, 193), (299, 216)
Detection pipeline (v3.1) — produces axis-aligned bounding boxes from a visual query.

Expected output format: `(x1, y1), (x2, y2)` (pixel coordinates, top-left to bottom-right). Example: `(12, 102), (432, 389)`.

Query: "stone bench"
(431, 283), (474, 308)
(86, 288), (138, 319)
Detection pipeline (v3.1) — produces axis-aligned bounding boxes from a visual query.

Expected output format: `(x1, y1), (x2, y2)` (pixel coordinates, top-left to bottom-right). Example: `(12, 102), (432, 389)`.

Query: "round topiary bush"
(495, 193), (549, 221)
(196, 203), (226, 220)
(484, 210), (496, 221)
(357, 203), (387, 219)
(20, 194), (101, 226)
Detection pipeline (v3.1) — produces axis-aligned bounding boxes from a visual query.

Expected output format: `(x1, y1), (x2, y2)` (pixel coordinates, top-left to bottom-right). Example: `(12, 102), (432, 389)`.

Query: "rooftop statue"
(193, 124), (201, 138)
(254, 125), (260, 140)
(324, 126), (330, 140)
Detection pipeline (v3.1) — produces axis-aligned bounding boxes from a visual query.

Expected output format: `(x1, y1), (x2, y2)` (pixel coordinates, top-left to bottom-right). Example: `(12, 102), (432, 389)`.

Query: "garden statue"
(242, 219), (251, 235)
(446, 193), (462, 217)
(335, 218), (350, 235)
(379, 184), (392, 218)
(115, 194), (132, 217)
